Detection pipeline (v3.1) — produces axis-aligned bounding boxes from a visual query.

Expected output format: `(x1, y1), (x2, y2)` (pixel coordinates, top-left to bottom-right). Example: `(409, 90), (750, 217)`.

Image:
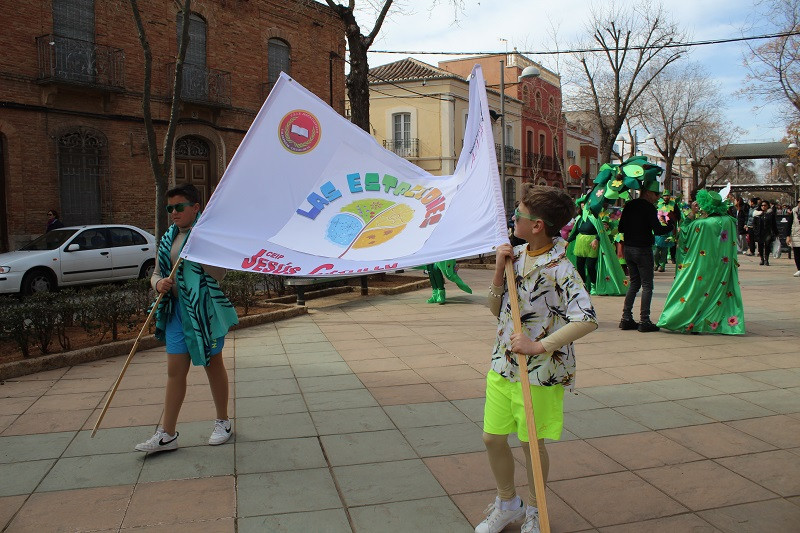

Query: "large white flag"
(181, 65), (509, 276)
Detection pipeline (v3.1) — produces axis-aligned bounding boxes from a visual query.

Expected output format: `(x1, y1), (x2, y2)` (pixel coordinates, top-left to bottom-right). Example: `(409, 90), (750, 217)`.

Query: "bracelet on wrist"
(488, 285), (503, 298)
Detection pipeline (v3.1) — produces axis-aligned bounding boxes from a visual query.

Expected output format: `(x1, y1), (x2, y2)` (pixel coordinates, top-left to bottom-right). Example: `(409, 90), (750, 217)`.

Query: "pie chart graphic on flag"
(327, 198), (414, 256)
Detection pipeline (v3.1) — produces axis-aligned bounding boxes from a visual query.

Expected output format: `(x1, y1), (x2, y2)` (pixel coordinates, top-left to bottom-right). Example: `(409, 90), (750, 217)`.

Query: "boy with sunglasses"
(477, 185), (597, 533)
(135, 184), (238, 453)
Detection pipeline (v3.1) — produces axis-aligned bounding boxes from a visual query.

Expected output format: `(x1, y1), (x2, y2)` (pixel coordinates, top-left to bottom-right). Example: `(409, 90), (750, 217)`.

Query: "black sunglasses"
(165, 201), (194, 213)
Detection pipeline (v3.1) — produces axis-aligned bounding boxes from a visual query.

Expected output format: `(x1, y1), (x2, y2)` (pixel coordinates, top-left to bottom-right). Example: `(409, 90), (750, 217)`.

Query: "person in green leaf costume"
(656, 190), (745, 335)
(567, 155), (665, 296)
(566, 202), (627, 295)
(416, 260), (472, 304)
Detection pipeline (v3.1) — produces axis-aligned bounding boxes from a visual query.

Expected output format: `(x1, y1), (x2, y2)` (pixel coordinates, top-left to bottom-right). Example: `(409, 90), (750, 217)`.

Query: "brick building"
(439, 53), (566, 189)
(0, 0), (345, 251)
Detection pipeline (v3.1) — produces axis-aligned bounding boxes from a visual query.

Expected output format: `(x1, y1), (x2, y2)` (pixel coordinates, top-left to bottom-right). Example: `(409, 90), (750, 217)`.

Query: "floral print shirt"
(491, 240), (597, 390)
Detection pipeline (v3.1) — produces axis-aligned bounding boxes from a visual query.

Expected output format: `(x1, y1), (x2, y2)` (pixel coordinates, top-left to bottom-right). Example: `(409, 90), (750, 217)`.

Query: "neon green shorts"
(574, 233), (599, 258)
(483, 370), (565, 442)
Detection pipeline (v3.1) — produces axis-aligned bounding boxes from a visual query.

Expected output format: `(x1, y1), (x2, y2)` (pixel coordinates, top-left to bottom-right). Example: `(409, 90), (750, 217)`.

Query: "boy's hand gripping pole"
(504, 258), (551, 533)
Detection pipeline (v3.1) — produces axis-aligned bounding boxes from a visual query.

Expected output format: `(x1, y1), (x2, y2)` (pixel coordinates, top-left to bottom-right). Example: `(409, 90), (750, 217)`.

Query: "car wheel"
(139, 259), (155, 280)
(21, 268), (56, 295)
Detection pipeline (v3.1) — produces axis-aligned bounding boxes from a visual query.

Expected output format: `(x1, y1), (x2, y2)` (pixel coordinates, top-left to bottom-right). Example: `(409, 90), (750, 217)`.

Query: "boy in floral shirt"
(476, 185), (598, 533)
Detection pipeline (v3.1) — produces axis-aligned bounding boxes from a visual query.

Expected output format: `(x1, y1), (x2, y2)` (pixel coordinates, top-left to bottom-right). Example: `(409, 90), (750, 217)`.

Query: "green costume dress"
(567, 207), (627, 296)
(657, 191), (745, 335)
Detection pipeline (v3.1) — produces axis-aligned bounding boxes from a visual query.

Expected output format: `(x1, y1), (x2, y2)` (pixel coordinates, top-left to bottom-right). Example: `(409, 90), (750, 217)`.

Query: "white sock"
(498, 496), (522, 510)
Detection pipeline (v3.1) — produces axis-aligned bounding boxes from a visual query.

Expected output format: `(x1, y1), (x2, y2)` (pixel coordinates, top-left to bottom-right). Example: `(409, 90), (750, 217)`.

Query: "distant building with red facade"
(439, 53), (565, 190)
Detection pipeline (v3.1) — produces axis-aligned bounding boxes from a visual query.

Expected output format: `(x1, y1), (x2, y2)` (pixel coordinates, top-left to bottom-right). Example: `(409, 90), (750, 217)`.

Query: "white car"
(0, 225), (156, 295)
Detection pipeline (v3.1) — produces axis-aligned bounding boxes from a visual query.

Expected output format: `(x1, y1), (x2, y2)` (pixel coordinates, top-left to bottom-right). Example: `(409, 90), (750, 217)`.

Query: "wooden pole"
(91, 258), (182, 437)
(504, 258), (551, 533)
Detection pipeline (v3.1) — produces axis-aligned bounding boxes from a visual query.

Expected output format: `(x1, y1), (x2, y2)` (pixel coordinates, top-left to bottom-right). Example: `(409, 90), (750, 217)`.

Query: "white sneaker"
(135, 428), (178, 453)
(794, 270), (800, 277)
(475, 496), (525, 533)
(208, 419), (232, 445)
(521, 507), (540, 533)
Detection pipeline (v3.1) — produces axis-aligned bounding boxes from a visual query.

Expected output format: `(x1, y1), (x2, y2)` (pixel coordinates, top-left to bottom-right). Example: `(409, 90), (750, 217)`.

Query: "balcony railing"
(36, 34), (124, 90)
(383, 138), (419, 158)
(526, 152), (564, 172)
(167, 63), (231, 107)
(494, 144), (521, 165)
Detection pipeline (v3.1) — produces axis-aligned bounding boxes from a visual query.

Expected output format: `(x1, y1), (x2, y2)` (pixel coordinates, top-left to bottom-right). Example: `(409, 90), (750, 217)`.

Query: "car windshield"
(20, 229), (78, 251)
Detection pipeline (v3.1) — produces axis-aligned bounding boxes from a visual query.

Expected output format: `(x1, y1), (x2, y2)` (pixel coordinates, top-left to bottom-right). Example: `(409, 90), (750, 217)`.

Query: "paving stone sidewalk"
(1, 254), (799, 532)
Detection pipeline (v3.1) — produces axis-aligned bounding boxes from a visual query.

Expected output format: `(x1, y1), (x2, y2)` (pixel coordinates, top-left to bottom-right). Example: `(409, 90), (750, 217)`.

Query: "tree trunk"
(129, 0), (190, 239)
(347, 35), (371, 133)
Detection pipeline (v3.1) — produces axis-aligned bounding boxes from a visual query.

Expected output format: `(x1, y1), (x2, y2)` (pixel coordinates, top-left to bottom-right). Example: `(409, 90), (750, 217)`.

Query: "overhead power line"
(367, 30), (800, 56)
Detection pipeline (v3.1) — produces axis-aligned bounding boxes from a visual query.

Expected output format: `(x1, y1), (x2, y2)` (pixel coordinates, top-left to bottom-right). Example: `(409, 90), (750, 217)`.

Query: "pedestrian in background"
(46, 209), (64, 232)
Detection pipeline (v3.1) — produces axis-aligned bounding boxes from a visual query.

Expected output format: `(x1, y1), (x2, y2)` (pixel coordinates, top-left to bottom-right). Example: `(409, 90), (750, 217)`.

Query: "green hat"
(696, 189), (729, 216)
(645, 180), (661, 193)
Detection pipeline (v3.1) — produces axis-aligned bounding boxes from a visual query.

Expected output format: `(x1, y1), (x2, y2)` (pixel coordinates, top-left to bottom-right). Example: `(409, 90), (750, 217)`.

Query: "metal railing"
(495, 144), (521, 165)
(526, 152), (564, 172)
(383, 138), (419, 158)
(36, 34), (124, 90)
(167, 62), (231, 107)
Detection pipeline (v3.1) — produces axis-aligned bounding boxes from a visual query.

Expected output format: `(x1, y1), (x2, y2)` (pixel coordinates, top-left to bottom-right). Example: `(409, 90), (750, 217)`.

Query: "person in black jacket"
(735, 197), (749, 254)
(46, 209), (64, 232)
(752, 200), (778, 266)
(618, 183), (676, 332)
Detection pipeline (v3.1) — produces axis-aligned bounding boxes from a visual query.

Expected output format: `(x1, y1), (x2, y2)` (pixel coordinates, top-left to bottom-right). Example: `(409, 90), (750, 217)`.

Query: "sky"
(354, 0), (789, 145)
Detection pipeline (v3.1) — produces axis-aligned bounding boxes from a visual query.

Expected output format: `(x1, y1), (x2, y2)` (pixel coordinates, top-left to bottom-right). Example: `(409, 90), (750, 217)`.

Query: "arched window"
(175, 136), (212, 206)
(177, 12), (207, 100)
(522, 85), (530, 105)
(177, 12), (206, 67)
(505, 178), (516, 219)
(267, 38), (291, 93)
(548, 96), (555, 116)
(534, 91), (542, 113)
(58, 127), (107, 226)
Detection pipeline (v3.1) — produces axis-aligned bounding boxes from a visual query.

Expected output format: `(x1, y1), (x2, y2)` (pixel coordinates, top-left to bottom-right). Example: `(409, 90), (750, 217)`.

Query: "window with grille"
(58, 127), (106, 226)
(267, 39), (291, 94)
(392, 112), (412, 156)
(52, 0), (95, 83)
(177, 12), (207, 100)
(505, 178), (516, 218)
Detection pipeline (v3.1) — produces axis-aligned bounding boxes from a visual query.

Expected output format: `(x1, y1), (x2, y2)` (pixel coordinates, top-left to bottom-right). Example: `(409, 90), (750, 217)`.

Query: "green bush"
(0, 300), (34, 358)
(87, 281), (150, 342)
(26, 292), (62, 355)
(221, 271), (262, 316)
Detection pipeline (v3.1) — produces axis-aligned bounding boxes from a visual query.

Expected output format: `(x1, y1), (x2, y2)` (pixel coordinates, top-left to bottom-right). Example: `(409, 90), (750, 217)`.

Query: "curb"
(0, 304), (307, 381)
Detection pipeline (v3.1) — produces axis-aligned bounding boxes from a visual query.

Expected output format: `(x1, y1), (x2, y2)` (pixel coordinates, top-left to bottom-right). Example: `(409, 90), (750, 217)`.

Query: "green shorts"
(483, 370), (565, 442)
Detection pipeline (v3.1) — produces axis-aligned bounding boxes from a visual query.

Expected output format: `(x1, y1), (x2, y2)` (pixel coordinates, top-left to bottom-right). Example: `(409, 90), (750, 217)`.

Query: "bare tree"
(324, 0), (465, 133)
(568, 1), (686, 164)
(681, 116), (744, 191)
(632, 62), (723, 180)
(323, 1), (395, 133)
(128, 0), (191, 239)
(742, 0), (800, 120)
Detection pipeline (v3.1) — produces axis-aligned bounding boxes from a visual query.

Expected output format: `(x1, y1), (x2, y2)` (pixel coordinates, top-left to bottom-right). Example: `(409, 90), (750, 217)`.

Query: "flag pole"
(91, 258), (182, 438)
(504, 257), (551, 533)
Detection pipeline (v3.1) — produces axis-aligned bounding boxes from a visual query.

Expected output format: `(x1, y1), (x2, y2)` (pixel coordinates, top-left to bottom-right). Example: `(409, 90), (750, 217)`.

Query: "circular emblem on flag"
(278, 110), (321, 154)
